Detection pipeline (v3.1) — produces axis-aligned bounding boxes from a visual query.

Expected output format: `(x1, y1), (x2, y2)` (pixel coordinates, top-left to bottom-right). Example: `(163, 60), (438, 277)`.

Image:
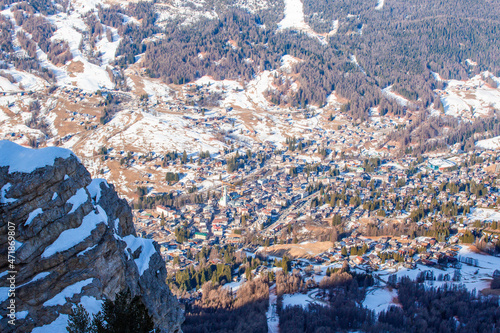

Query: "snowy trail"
(267, 286), (279, 333)
(278, 0), (328, 45)
(278, 0), (308, 30)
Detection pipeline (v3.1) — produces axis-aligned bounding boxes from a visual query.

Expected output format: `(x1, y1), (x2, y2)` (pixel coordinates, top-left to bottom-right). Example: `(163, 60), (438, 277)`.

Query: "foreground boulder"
(0, 141), (183, 332)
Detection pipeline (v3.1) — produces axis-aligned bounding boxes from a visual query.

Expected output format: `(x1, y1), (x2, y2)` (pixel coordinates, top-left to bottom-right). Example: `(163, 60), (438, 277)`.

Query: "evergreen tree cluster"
(67, 290), (154, 333)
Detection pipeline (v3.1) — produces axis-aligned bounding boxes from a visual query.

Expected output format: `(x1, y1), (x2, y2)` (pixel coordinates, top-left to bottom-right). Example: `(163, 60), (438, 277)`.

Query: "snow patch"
(25, 208), (43, 226)
(475, 136), (500, 150)
(67, 188), (89, 214)
(363, 287), (397, 313)
(282, 292), (323, 309)
(375, 0), (385, 10)
(278, 0), (327, 45)
(79, 296), (103, 315)
(16, 310), (28, 319)
(441, 95), (470, 117)
(122, 235), (157, 276)
(18, 272), (51, 289)
(328, 20), (339, 36)
(267, 288), (279, 333)
(43, 278), (93, 307)
(467, 208), (500, 222)
(280, 55), (303, 73)
(42, 206), (108, 258)
(0, 287), (8, 302)
(0, 140), (75, 174)
(86, 179), (109, 203)
(1, 183), (16, 204)
(32, 314), (69, 333)
(77, 244), (98, 257)
(382, 85), (410, 106)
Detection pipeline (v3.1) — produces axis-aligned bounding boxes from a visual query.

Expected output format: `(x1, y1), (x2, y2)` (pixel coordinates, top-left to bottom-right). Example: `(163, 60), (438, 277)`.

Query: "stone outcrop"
(0, 141), (183, 332)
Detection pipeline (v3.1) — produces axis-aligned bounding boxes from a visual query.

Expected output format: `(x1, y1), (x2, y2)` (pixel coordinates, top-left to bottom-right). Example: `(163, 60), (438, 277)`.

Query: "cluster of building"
(131, 142), (500, 274)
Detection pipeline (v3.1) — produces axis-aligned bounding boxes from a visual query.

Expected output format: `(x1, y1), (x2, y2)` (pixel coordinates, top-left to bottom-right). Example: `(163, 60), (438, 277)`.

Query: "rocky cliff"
(0, 141), (184, 332)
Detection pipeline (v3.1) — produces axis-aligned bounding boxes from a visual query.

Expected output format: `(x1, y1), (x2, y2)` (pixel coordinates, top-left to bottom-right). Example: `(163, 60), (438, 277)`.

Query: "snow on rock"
(31, 314), (69, 333)
(25, 208), (43, 226)
(363, 287), (397, 313)
(79, 296), (103, 315)
(67, 188), (89, 214)
(18, 272), (51, 289)
(0, 140), (75, 174)
(52, 192), (58, 200)
(86, 179), (109, 203)
(42, 206), (108, 258)
(122, 235), (157, 276)
(0, 287), (8, 302)
(43, 278), (94, 307)
(77, 244), (98, 257)
(476, 136), (500, 150)
(16, 311), (29, 319)
(0, 183), (17, 204)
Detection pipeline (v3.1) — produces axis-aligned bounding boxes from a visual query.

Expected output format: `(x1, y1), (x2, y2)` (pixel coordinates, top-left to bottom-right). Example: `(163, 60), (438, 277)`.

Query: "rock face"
(0, 141), (183, 332)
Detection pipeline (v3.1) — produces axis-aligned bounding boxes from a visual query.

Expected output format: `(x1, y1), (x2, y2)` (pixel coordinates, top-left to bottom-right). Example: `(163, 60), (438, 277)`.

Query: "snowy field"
(467, 208), (500, 223)
(378, 245), (500, 293)
(439, 74), (500, 118)
(282, 290), (325, 309)
(278, 0), (327, 44)
(363, 287), (397, 313)
(476, 136), (500, 150)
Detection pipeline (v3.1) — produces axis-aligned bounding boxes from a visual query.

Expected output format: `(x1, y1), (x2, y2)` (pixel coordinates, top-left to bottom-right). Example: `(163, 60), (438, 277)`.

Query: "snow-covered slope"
(278, 0), (328, 44)
(438, 73), (500, 118)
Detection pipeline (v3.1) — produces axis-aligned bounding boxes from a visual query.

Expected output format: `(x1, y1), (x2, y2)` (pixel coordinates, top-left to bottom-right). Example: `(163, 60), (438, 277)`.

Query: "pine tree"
(67, 304), (91, 333)
(66, 290), (154, 333)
